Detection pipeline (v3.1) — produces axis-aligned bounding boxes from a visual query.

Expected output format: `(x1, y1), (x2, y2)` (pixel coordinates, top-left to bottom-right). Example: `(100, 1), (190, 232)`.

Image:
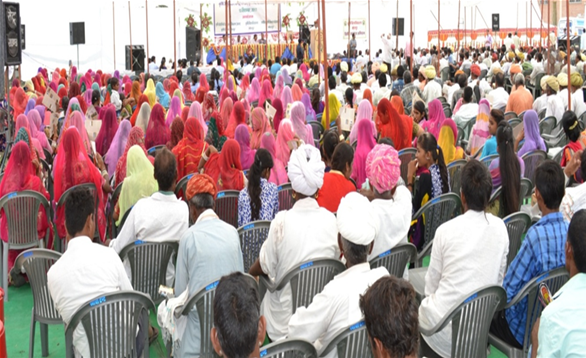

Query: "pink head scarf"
(275, 119), (296, 165)
(349, 99), (375, 145)
(69, 111), (92, 155)
(365, 144), (401, 193)
(273, 75), (285, 102)
(247, 78), (261, 103)
(258, 80), (273, 109)
(235, 124), (256, 170)
(188, 101), (208, 138)
(351, 119), (377, 188)
(166, 96), (182, 127)
(300, 64), (310, 83)
(251, 108), (270, 149)
(421, 99), (447, 139)
(260, 132), (288, 185)
(281, 86), (293, 115)
(290, 102), (313, 146)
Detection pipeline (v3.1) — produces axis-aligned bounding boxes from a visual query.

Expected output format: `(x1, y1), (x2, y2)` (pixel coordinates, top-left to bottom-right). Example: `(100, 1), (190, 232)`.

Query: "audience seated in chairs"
(287, 192), (389, 356)
(490, 160), (568, 350)
(317, 142), (356, 213)
(249, 144), (339, 341)
(173, 173), (244, 357)
(419, 160), (509, 358)
(211, 272), (267, 358)
(48, 187), (137, 358)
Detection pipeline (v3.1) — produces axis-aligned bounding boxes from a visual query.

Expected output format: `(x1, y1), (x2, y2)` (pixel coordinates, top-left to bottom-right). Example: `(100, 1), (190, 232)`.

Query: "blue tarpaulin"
(206, 48), (226, 64)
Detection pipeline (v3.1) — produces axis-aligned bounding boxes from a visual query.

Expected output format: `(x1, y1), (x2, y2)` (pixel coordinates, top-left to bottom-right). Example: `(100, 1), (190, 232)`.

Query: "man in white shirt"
(422, 66), (442, 104)
(48, 187), (136, 358)
(418, 160), (509, 358)
(513, 32), (521, 49)
(381, 34), (393, 72)
(530, 53), (545, 86)
(570, 72), (586, 116)
(487, 72), (510, 111)
(504, 33), (514, 51)
(287, 192), (389, 357)
(108, 148), (189, 284)
(360, 144), (412, 262)
(543, 76), (565, 122)
(148, 56), (158, 73)
(249, 145), (339, 341)
(459, 51), (472, 70)
(373, 74), (390, 107)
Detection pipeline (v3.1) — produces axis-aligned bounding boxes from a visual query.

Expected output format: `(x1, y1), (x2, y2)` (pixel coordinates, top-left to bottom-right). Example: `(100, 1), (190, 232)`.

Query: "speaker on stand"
(69, 22), (85, 69)
(4, 2), (22, 66)
(186, 27), (201, 64)
(125, 45), (145, 73)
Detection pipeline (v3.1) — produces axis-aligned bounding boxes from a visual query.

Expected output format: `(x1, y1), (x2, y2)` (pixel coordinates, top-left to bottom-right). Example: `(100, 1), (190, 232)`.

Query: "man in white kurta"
(418, 160), (509, 358)
(287, 192), (388, 357)
(48, 188), (134, 358)
(173, 174), (244, 357)
(250, 145), (339, 341)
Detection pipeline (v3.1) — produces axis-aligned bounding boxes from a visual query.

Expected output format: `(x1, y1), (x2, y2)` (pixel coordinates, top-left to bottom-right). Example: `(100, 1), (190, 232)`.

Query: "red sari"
(130, 94), (149, 126)
(172, 118), (208, 179)
(376, 98), (412, 150)
(0, 142), (51, 270)
(225, 102), (247, 139)
(204, 139), (245, 191)
(54, 128), (106, 242)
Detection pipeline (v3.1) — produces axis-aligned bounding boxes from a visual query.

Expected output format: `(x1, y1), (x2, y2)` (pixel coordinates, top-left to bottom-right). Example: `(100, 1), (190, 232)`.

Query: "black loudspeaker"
(69, 22), (85, 45)
(21, 24), (25, 50)
(300, 25), (310, 45)
(392, 18), (404, 36)
(185, 27), (201, 63)
(4, 2), (21, 65)
(492, 14), (500, 32)
(125, 45), (145, 72)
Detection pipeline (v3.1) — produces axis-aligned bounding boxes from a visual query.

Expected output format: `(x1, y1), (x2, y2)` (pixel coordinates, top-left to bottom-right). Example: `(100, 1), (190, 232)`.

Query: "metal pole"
(347, 3), (351, 58)
(457, 0), (461, 51)
(410, 0), (413, 76)
(321, 0), (329, 130)
(437, 0), (440, 50)
(540, 0), (544, 50)
(229, 0), (233, 63)
(530, 0), (533, 47)
(200, 3), (203, 65)
(173, 0), (177, 75)
(265, 0), (268, 61)
(77, 44), (80, 70)
(113, 2), (116, 70)
(129, 1), (133, 72)
(548, 0), (550, 75)
(567, 0), (571, 110)
(317, 0), (321, 83)
(368, 0), (371, 62)
(225, 0), (228, 56)
(396, 0), (399, 50)
(146, 0), (150, 70)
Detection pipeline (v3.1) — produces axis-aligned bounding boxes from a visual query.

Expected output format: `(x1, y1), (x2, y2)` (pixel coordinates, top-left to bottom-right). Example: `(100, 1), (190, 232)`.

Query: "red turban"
(186, 174), (218, 200)
(470, 64), (481, 77)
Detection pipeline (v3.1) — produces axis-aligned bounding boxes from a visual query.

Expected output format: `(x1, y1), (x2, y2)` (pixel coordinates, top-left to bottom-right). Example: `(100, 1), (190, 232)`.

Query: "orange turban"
(510, 64), (522, 74)
(186, 174), (217, 200)
(455, 70), (464, 77)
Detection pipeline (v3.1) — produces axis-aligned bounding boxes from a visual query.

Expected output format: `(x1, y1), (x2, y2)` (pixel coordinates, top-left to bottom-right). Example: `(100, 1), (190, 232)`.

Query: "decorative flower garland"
(282, 14), (291, 32)
(296, 11), (307, 27)
(185, 14), (197, 28)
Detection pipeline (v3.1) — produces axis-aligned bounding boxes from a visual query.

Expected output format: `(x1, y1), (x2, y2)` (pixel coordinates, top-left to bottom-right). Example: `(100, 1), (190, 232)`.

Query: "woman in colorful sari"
(225, 102), (248, 139)
(0, 142), (51, 276)
(275, 119), (297, 165)
(349, 99), (375, 145)
(202, 93), (217, 123)
(180, 107), (190, 122)
(208, 111), (227, 151)
(95, 105), (119, 156)
(143, 79), (157, 107)
(239, 75), (250, 100)
(260, 132), (288, 185)
(281, 86), (293, 116)
(291, 84), (303, 102)
(24, 99), (36, 116)
(165, 96), (182, 127)
(274, 75), (285, 103)
(351, 119), (377, 188)
(115, 145), (158, 226)
(516, 109), (547, 157)
(12, 87), (28, 119)
(15, 115), (44, 160)
(68, 112), (93, 155)
(187, 101), (208, 138)
(258, 80), (273, 109)
(172, 117), (208, 179)
(281, 68), (292, 85)
(104, 120), (131, 178)
(27, 109), (52, 155)
(183, 81), (195, 102)
(376, 98), (412, 150)
(301, 93), (316, 122)
(145, 104), (171, 149)
(195, 74), (210, 103)
(220, 98), (234, 132)
(272, 98), (285, 133)
(561, 111), (586, 168)
(167, 117), (185, 150)
(130, 81), (142, 105)
(438, 118), (465, 165)
(201, 139), (246, 191)
(311, 88), (324, 116)
(68, 82), (81, 99)
(250, 108), (270, 149)
(290, 101), (314, 146)
(468, 99), (491, 157)
(420, 99), (447, 139)
(54, 128), (107, 242)
(235, 124), (256, 170)
(362, 89), (375, 112)
(156, 82), (170, 108)
(300, 64), (310, 83)
(115, 127), (151, 187)
(247, 78), (261, 104)
(326, 92), (341, 128)
(134, 101), (151, 133)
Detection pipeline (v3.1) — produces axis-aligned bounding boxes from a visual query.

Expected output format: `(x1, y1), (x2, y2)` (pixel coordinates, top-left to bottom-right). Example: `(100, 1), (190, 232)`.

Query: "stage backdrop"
(214, 1), (280, 36)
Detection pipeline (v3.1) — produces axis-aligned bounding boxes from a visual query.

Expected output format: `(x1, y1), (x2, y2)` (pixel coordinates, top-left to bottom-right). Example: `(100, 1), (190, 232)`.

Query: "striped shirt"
(504, 211), (568, 345)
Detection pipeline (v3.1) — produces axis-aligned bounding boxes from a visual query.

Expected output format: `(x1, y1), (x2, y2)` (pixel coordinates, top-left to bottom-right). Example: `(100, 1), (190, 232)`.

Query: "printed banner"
(214, 1), (280, 36)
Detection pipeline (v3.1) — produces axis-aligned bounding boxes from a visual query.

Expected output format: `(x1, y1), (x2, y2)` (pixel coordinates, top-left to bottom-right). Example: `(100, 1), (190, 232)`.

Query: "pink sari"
(260, 132), (288, 185)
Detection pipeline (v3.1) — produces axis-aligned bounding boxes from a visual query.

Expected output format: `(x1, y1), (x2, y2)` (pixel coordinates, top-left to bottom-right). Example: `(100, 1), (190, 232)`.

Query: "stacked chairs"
(320, 321), (372, 358)
(55, 183), (98, 252)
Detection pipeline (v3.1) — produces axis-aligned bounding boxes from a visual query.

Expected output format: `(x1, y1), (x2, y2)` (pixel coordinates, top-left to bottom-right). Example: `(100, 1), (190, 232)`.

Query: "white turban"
(287, 144), (325, 196)
(337, 192), (379, 246)
(340, 61), (349, 73)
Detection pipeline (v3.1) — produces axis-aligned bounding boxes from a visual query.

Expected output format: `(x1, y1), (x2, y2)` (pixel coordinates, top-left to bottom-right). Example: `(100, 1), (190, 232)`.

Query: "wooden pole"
(410, 0), (413, 76)
(317, 0), (321, 84)
(146, 0), (150, 70)
(173, 0), (177, 75)
(347, 3), (351, 58)
(567, 0), (571, 111)
(437, 0), (440, 50)
(321, 0), (329, 130)
(113, 2), (116, 70)
(368, 0), (371, 62)
(229, 0), (233, 63)
(225, 0), (228, 56)
(540, 0), (544, 50)
(396, 0), (399, 50)
(457, 0), (461, 51)
(530, 0), (533, 46)
(464, 6), (466, 49)
(265, 0), (268, 61)
(548, 0), (550, 75)
(200, 3), (203, 65)
(129, 2), (133, 73)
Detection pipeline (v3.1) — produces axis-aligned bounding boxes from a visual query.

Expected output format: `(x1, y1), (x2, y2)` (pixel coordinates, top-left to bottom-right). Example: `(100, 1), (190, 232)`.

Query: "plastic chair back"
(521, 150), (547, 184)
(119, 241), (179, 304)
(539, 116), (557, 135)
(65, 291), (155, 358)
(108, 183), (123, 239)
(147, 145), (165, 156)
(259, 339), (317, 358)
(238, 221), (271, 272)
(504, 111), (518, 121)
(480, 154), (499, 168)
(215, 190), (240, 228)
(369, 243), (416, 278)
(174, 173), (194, 200)
(277, 183), (294, 211)
(181, 274), (258, 358)
(503, 212), (531, 269)
(447, 159), (466, 196)
(309, 121), (324, 141)
(520, 178), (533, 201)
(320, 321), (373, 358)
(56, 183), (98, 252)
(398, 148), (416, 185)
(552, 149), (563, 165)
(508, 118), (522, 128)
(412, 193), (462, 267)
(488, 186), (504, 218)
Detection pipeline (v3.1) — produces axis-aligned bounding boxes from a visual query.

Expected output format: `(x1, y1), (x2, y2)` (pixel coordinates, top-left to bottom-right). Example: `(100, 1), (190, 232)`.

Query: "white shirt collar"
(195, 208), (218, 224)
(67, 236), (93, 249)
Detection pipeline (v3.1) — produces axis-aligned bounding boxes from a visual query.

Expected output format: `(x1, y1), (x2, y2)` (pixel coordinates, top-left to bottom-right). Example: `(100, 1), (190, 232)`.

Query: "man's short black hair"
(328, 75), (336, 90)
(340, 72), (348, 84)
(495, 72), (505, 87)
(397, 65), (405, 78)
(65, 187), (95, 237)
(568, 209), (586, 273)
(359, 276), (419, 358)
(461, 160), (492, 211)
(535, 160), (565, 210)
(154, 147), (177, 191)
(403, 71), (412, 84)
(457, 74), (467, 87)
(378, 73), (387, 87)
(213, 272), (260, 358)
